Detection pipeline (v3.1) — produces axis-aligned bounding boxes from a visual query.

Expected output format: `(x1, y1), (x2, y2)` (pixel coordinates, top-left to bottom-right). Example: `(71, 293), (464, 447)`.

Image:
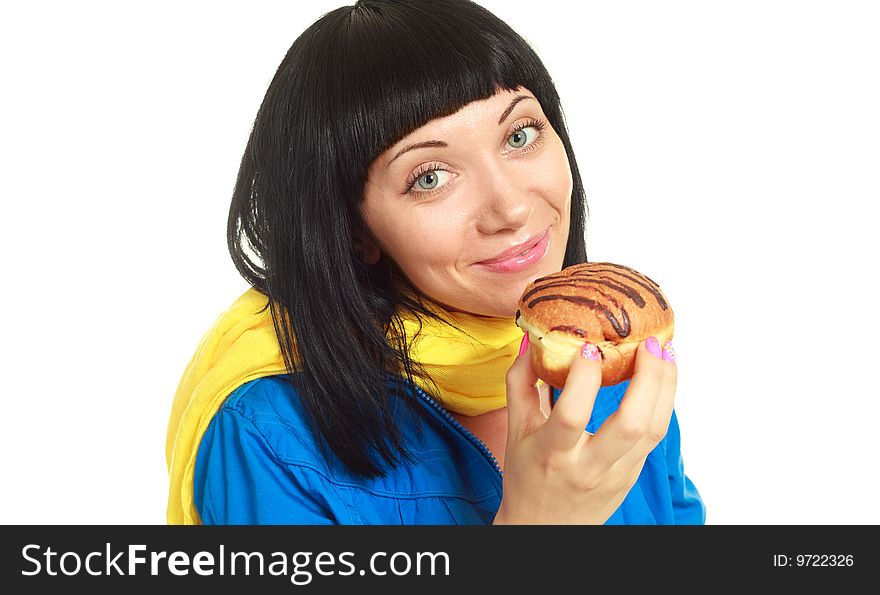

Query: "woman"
(166, 0), (705, 525)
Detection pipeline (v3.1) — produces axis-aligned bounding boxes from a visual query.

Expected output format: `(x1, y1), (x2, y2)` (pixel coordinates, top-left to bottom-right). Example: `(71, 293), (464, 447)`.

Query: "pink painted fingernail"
(645, 336), (662, 358)
(519, 332), (530, 356)
(581, 342), (601, 361)
(662, 340), (676, 364)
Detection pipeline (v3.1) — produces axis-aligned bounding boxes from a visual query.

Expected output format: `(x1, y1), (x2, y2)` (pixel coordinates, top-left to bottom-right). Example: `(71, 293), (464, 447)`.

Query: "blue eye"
(404, 165), (451, 195)
(508, 126), (537, 149)
(414, 169), (449, 191)
(508, 117), (548, 150)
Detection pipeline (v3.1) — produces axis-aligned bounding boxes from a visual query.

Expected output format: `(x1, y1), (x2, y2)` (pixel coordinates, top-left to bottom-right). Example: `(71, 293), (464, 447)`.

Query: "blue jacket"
(193, 375), (706, 524)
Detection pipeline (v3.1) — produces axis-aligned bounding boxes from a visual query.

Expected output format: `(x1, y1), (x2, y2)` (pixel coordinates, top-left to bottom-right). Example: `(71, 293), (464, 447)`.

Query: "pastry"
(515, 262), (674, 387)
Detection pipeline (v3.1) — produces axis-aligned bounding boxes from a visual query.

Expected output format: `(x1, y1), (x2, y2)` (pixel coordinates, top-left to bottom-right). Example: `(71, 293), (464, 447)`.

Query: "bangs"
(308, 0), (562, 196)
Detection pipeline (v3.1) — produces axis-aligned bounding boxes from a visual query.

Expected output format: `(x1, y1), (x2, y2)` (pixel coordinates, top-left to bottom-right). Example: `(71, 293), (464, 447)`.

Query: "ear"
(353, 229), (381, 265)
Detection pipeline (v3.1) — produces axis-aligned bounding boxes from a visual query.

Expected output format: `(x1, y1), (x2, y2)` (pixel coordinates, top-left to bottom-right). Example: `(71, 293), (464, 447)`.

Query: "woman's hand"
(493, 335), (677, 525)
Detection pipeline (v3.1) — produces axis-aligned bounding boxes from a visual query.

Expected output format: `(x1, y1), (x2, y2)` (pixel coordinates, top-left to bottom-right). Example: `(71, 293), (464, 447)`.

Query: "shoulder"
(194, 375), (358, 523)
(201, 374), (436, 478)
(222, 374), (303, 415)
(193, 374), (501, 524)
(212, 374), (328, 470)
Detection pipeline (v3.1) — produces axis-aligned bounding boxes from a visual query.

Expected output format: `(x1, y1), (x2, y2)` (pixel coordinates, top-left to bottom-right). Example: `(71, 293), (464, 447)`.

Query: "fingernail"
(662, 340), (676, 364)
(646, 336), (662, 358)
(580, 342), (601, 361)
(518, 332), (530, 356)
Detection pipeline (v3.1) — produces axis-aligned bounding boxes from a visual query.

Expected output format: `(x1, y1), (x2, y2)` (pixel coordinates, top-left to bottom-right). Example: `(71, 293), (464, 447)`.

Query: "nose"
(474, 160), (533, 235)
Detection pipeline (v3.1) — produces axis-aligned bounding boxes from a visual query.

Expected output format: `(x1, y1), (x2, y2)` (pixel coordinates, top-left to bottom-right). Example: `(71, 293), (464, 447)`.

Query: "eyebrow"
(388, 95), (536, 165)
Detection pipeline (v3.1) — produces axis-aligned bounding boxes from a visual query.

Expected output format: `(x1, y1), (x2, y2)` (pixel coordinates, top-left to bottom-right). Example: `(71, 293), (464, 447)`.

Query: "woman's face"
(359, 86), (573, 318)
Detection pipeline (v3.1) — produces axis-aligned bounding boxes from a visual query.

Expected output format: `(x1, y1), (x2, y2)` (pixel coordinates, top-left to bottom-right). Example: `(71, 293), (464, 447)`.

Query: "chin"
(462, 271), (560, 318)
(434, 293), (517, 319)
(477, 294), (523, 319)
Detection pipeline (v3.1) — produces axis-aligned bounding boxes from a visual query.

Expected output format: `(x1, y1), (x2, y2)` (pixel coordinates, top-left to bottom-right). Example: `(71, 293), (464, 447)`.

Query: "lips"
(479, 229), (548, 264)
(475, 228), (551, 274)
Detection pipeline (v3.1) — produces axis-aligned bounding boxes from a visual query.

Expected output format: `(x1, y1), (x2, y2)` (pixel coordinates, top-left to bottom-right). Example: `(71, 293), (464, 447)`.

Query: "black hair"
(227, 0), (589, 478)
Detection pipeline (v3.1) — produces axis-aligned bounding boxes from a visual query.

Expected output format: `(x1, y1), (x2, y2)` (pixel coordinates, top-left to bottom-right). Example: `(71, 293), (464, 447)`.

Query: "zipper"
(410, 383), (504, 477)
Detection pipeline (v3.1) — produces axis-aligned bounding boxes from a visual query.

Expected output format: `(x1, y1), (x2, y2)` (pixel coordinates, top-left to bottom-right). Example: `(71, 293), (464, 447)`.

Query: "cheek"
(543, 145), (574, 209)
(389, 208), (468, 269)
(522, 140), (573, 214)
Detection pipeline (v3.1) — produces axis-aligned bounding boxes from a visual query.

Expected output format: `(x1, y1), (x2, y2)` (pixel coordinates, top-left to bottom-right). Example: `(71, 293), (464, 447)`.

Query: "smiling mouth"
(478, 228), (548, 265)
(475, 228), (551, 273)
(513, 242), (537, 257)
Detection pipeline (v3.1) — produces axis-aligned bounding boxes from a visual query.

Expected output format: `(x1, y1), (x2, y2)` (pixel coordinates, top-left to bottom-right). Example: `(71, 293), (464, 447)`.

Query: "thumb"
(505, 332), (544, 437)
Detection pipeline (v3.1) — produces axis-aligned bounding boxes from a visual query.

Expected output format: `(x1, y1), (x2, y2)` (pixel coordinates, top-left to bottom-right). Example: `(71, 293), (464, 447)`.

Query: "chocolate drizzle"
(572, 268), (668, 310)
(521, 262), (668, 339)
(569, 275), (646, 307)
(528, 294), (631, 338)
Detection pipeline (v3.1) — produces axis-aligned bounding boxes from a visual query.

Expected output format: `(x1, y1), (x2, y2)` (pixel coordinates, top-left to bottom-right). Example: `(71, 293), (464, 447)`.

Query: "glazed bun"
(515, 262), (674, 388)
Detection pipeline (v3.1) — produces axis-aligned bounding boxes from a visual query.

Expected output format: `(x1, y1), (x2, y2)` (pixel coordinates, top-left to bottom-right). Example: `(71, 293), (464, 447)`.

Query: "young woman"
(166, 0), (705, 525)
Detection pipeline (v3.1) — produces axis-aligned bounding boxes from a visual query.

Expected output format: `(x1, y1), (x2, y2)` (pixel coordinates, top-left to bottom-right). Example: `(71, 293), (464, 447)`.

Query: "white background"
(1, 0), (877, 524)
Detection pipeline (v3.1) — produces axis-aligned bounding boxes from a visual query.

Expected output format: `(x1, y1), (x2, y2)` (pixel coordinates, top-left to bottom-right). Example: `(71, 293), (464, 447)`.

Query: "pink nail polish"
(581, 342), (601, 361)
(519, 332), (529, 356)
(662, 340), (676, 364)
(645, 336), (662, 358)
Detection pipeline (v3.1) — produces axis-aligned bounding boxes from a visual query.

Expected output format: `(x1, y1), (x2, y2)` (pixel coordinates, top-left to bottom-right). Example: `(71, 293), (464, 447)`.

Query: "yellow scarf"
(165, 287), (522, 524)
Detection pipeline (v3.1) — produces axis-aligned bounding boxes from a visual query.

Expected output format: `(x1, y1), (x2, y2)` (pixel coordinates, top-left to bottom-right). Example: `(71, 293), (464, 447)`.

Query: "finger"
(619, 339), (678, 469)
(541, 342), (603, 452)
(583, 337), (665, 466)
(537, 380), (553, 418)
(505, 333), (544, 437)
